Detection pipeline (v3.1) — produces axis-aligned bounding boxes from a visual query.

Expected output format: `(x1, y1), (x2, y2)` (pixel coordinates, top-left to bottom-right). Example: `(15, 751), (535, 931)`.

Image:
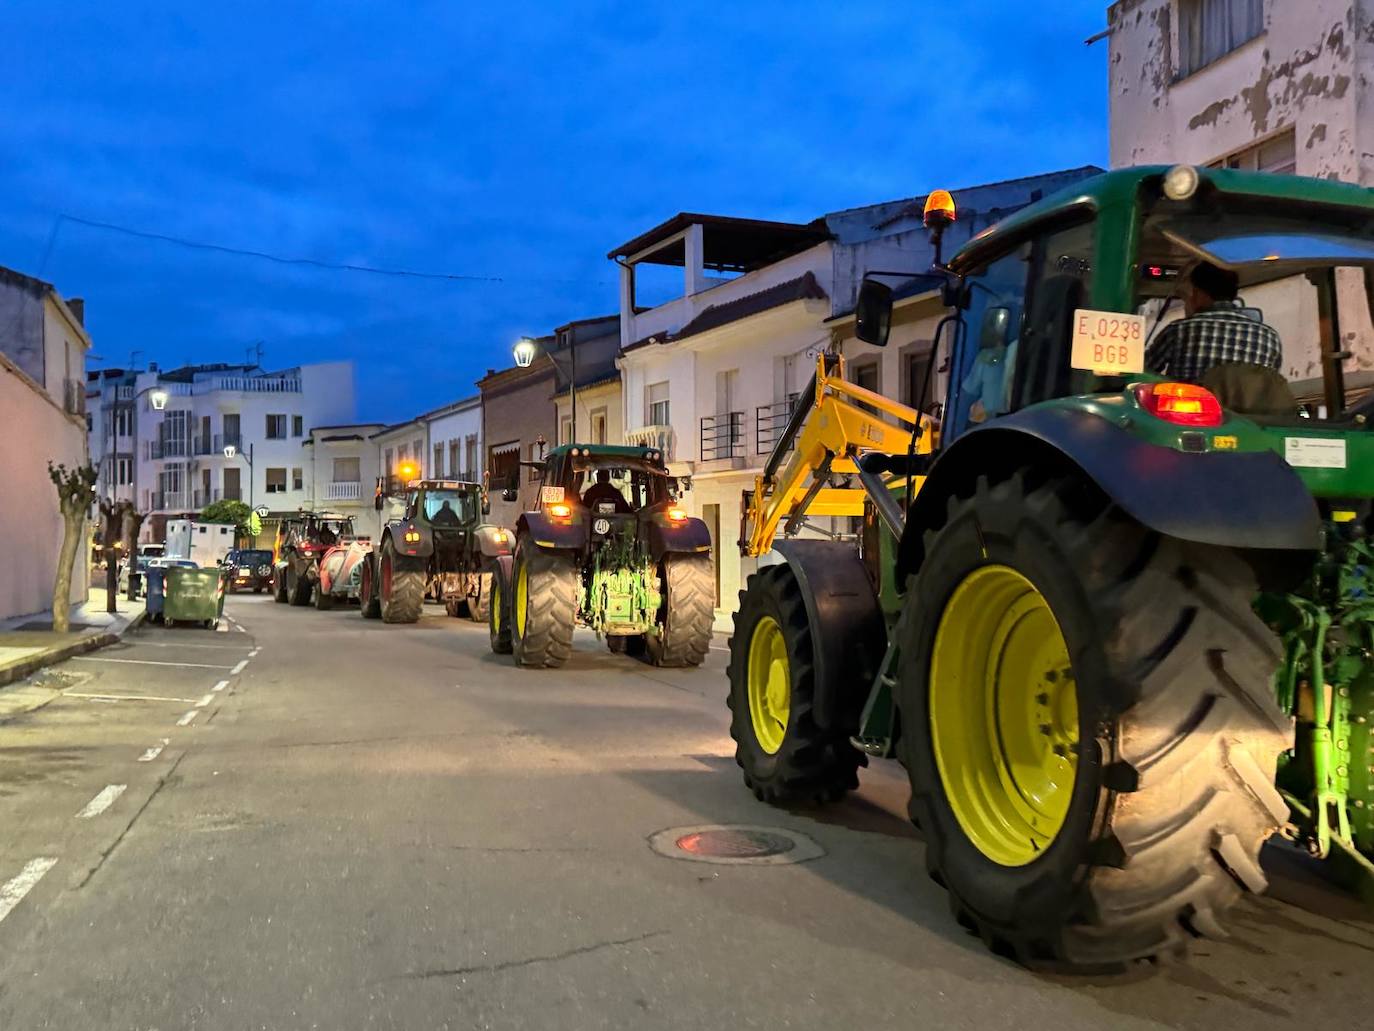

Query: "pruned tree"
(201, 498), (252, 539)
(48, 461), (98, 633)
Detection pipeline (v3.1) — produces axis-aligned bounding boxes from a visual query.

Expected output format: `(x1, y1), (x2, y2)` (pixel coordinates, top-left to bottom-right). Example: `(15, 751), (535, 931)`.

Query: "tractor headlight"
(1163, 164), (1200, 201)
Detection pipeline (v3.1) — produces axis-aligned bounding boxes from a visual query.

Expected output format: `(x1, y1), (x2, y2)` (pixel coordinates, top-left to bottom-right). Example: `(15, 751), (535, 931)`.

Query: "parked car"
(224, 548), (274, 593)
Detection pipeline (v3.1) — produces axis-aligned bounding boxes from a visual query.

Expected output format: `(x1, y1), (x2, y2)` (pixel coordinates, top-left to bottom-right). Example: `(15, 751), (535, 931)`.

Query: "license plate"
(1070, 309), (1145, 375)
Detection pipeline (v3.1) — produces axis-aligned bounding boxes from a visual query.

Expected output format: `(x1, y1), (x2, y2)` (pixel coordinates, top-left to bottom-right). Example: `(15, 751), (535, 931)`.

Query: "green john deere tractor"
(728, 164), (1374, 972)
(488, 443), (715, 668)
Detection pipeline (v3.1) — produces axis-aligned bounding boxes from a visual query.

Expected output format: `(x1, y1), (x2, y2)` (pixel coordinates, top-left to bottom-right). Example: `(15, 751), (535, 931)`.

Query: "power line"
(51, 213), (607, 286)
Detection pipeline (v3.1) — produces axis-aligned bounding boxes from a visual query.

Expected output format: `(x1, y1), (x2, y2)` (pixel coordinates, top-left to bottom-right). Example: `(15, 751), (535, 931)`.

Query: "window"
(904, 347), (935, 411)
(292, 467), (303, 491)
(384, 448), (394, 473)
(332, 456), (360, 483)
(590, 408), (607, 445)
(851, 359), (880, 415)
(1212, 129), (1296, 175)
(266, 414), (287, 439)
(116, 457), (133, 486)
(413, 438), (423, 463)
(465, 435), (478, 477)
(265, 468), (287, 494)
(489, 442), (519, 489)
(647, 381), (670, 426)
(1178, 0), (1263, 78)
(949, 245), (1033, 437)
(292, 414), (303, 437)
(561, 416), (573, 445)
(434, 443), (445, 477)
(115, 407), (131, 437)
(528, 441), (544, 481)
(397, 444), (408, 462)
(449, 440), (461, 479)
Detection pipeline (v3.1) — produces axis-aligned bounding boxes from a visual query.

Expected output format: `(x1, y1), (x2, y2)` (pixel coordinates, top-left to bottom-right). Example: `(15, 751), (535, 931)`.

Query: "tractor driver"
(582, 468), (633, 514)
(1145, 261), (1282, 383)
(430, 499), (459, 526)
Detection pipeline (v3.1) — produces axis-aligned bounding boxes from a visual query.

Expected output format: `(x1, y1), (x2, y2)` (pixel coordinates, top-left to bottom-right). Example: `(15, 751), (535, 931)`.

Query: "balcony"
(148, 439), (189, 459)
(192, 434), (216, 456)
(326, 481), (362, 501)
(755, 397), (799, 456)
(151, 491), (196, 512)
(700, 411), (745, 461)
(213, 432), (243, 453)
(625, 424), (675, 462)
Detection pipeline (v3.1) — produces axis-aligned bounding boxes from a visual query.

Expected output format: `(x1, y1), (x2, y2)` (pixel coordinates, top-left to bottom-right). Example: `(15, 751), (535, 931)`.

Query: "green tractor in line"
(729, 164), (1374, 972)
(488, 443), (715, 668)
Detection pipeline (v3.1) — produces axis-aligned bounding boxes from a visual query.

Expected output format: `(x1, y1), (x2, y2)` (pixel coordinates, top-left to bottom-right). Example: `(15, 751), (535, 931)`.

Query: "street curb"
(0, 608), (148, 689)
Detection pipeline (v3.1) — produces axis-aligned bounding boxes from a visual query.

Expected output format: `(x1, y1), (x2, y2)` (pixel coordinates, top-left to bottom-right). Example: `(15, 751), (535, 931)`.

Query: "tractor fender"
(472, 524), (514, 559)
(517, 511), (587, 551)
(644, 512), (712, 561)
(771, 539), (887, 734)
(381, 524), (431, 568)
(897, 405), (1322, 584)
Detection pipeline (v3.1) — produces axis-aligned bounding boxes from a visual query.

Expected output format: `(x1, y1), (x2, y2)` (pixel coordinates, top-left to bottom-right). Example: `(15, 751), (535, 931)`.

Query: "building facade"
(106, 360), (356, 541)
(550, 315), (622, 448)
(0, 265), (92, 620)
(305, 422), (385, 532)
(477, 354), (557, 529)
(612, 170), (1100, 626)
(1107, 0), (1374, 383)
(422, 394), (483, 481)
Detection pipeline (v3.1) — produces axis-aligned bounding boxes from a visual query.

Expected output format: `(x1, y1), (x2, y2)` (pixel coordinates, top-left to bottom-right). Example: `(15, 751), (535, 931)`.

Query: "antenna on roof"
(128, 349), (143, 370)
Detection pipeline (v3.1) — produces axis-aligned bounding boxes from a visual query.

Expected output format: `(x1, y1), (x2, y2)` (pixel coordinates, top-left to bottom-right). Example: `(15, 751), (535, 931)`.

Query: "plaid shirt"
(1144, 299), (1282, 382)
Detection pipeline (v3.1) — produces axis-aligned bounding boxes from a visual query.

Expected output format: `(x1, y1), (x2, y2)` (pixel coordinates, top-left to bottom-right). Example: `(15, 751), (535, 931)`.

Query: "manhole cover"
(648, 824), (824, 866)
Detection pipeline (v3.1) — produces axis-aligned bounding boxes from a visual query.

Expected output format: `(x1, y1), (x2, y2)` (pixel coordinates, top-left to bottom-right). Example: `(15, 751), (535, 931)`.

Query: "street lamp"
(149, 388), (168, 411)
(512, 335), (578, 440)
(223, 442), (255, 507)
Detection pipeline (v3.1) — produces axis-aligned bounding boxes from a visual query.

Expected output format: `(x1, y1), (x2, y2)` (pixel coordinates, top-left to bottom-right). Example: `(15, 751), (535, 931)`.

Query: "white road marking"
(230, 660), (248, 675)
(70, 656), (235, 670)
(211, 679), (229, 693)
(137, 739), (169, 762)
(195, 692), (214, 708)
(709, 646), (730, 653)
(65, 691), (198, 704)
(0, 857), (58, 924)
(76, 784), (127, 819)
(176, 710), (200, 726)
(248, 648), (260, 657)
(236, 624), (247, 633)
(116, 641), (249, 651)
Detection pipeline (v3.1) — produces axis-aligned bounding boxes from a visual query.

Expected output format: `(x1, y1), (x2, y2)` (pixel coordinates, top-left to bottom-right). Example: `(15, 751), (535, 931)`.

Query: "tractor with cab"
(730, 164), (1374, 972)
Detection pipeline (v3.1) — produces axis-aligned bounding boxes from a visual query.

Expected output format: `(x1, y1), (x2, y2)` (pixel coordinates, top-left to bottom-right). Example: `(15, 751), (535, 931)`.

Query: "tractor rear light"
(548, 502), (572, 520)
(404, 530), (421, 543)
(667, 506), (688, 523)
(1134, 382), (1223, 427)
(493, 529), (508, 543)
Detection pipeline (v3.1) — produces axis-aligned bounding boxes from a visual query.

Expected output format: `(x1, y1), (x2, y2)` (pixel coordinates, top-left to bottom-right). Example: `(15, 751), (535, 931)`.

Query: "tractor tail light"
(1134, 382), (1223, 427)
(667, 507), (688, 523)
(404, 530), (421, 543)
(548, 502), (572, 520)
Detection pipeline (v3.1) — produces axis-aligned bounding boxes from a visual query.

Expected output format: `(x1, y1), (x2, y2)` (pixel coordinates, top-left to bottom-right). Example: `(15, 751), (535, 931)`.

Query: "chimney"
(68, 297), (85, 325)
(149, 361), (159, 372)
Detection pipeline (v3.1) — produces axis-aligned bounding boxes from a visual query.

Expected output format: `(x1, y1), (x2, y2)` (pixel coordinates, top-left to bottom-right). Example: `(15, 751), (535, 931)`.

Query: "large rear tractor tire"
(467, 570), (493, 624)
(727, 563), (864, 804)
(896, 473), (1290, 972)
(314, 583), (335, 610)
(288, 566), (313, 607)
(511, 538), (578, 668)
(274, 569), (289, 604)
(488, 560), (513, 654)
(358, 555), (381, 619)
(379, 538), (425, 624)
(646, 554), (714, 668)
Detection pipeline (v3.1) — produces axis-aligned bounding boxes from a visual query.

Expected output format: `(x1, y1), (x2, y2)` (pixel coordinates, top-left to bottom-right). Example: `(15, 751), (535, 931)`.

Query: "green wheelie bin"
(163, 565), (227, 629)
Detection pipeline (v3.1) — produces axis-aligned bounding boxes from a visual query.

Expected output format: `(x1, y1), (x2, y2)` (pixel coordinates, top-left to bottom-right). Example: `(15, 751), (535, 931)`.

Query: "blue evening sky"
(0, 3), (1108, 421)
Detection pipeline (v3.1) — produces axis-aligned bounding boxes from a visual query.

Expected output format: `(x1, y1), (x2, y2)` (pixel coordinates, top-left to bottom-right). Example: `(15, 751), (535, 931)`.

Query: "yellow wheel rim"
(492, 579), (502, 633)
(515, 561), (528, 638)
(929, 565), (1078, 867)
(747, 616), (790, 754)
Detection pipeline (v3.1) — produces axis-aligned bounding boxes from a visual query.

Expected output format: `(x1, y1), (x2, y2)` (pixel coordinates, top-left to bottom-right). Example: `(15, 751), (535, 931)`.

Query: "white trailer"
(164, 519), (236, 567)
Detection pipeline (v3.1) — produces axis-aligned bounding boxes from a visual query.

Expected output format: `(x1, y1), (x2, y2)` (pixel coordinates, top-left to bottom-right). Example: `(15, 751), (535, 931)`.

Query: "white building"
(0, 266), (92, 620)
(422, 394), (482, 481)
(304, 422), (385, 528)
(612, 171), (1099, 627)
(118, 360), (356, 541)
(1106, 0), (1374, 382)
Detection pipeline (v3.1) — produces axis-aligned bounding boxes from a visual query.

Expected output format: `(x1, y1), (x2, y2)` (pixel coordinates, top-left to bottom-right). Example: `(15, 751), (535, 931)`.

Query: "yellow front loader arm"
(740, 352), (935, 557)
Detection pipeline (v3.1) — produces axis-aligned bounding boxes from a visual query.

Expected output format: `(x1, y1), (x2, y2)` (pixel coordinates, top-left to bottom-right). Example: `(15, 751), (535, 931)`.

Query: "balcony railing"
(148, 439), (190, 459)
(151, 491), (196, 512)
(625, 424), (675, 462)
(756, 396), (800, 456)
(213, 432), (243, 453)
(192, 435), (216, 456)
(700, 411), (744, 461)
(326, 481), (362, 501)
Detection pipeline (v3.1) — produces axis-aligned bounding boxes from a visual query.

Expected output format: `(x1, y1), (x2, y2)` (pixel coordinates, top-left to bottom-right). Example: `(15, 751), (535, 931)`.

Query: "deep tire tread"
(512, 541), (578, 668)
(648, 554), (715, 667)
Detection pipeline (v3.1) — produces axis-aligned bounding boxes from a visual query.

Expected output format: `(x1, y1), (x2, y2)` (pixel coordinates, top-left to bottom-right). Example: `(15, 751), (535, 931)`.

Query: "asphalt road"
(1, 594), (1372, 1030)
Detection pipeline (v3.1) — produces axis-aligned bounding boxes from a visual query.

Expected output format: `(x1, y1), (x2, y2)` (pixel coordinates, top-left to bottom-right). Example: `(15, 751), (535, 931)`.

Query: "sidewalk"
(0, 587), (146, 692)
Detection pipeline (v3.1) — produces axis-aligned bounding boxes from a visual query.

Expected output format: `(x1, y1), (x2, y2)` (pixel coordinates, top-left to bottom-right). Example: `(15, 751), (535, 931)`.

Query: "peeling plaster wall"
(1108, 0), (1374, 379)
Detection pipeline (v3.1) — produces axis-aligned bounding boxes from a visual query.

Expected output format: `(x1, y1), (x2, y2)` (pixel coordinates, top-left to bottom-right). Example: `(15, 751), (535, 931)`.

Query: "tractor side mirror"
(501, 488), (518, 503)
(855, 278), (893, 347)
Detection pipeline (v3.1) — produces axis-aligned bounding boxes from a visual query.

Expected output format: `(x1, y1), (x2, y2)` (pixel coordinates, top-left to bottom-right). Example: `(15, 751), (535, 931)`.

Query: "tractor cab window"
(947, 245), (1030, 436)
(1008, 219), (1097, 411)
(569, 461), (667, 513)
(423, 489), (475, 526)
